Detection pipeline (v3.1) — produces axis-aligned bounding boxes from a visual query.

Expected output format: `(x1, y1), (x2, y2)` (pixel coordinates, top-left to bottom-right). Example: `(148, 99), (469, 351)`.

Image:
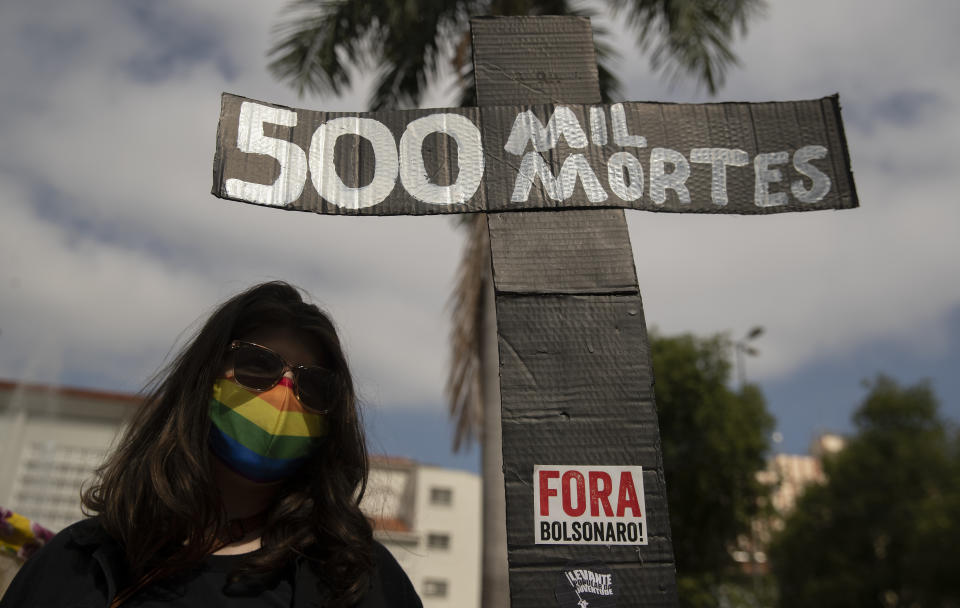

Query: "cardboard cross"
(212, 16), (857, 607)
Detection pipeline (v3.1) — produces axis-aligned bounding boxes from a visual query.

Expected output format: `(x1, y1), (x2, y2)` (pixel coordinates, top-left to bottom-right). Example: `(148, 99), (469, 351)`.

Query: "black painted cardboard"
(212, 93), (858, 216)
(487, 210), (638, 294)
(495, 292), (676, 605)
(472, 16), (678, 608)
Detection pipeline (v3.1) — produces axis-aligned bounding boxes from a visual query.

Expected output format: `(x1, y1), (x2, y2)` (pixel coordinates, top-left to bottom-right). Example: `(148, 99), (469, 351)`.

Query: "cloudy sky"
(1, 0), (957, 470)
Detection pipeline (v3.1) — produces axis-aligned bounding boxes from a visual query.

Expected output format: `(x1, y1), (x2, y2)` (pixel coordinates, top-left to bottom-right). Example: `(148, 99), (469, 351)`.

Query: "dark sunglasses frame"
(228, 340), (339, 414)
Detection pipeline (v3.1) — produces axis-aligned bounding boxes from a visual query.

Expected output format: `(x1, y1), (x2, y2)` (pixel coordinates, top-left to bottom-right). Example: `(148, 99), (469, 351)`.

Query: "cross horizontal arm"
(213, 92), (857, 216)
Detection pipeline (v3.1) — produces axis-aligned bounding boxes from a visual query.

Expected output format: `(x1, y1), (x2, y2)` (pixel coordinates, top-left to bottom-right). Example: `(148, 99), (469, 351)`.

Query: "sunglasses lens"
(295, 368), (340, 413)
(233, 344), (284, 390)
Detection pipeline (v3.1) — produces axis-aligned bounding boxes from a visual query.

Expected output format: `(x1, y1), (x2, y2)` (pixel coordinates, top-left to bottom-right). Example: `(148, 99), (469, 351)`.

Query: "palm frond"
(590, 21), (623, 102)
(268, 0), (385, 98)
(366, 0), (455, 109)
(605, 0), (766, 94)
(445, 214), (490, 451)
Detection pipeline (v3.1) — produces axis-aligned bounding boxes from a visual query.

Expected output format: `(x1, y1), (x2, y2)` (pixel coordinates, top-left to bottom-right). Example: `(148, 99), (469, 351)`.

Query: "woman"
(1, 282), (422, 607)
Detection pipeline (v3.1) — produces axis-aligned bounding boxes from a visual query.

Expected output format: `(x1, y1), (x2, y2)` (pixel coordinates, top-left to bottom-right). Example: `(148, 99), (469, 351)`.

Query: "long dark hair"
(82, 281), (374, 605)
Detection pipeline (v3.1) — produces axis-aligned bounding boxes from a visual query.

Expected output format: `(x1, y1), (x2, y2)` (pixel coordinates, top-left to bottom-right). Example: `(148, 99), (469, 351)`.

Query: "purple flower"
(30, 521), (54, 544)
(0, 508), (14, 538)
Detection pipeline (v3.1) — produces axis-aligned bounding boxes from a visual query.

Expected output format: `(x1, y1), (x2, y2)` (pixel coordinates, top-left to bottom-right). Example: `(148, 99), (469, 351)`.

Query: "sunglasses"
(228, 340), (341, 414)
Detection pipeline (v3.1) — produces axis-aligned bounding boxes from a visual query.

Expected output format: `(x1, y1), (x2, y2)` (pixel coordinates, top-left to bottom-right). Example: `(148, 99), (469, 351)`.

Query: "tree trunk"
(479, 263), (509, 608)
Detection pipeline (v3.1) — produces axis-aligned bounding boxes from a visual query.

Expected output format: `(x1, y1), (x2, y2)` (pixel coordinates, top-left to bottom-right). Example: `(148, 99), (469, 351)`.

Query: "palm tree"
(269, 2), (764, 605)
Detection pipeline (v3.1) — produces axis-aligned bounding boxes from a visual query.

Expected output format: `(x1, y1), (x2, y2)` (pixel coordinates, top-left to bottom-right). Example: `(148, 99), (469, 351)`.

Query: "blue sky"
(1, 0), (957, 471)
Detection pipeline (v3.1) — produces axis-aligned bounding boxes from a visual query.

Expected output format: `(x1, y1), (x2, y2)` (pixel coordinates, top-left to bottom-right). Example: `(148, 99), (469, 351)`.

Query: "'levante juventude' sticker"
(534, 465), (647, 545)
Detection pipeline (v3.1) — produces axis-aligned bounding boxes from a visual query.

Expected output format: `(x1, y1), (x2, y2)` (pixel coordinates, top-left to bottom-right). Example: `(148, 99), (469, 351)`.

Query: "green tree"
(651, 331), (774, 606)
(770, 375), (960, 608)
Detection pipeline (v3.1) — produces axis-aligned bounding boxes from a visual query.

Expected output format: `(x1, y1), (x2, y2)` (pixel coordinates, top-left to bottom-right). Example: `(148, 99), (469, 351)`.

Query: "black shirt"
(125, 552), (294, 607)
(0, 519), (422, 608)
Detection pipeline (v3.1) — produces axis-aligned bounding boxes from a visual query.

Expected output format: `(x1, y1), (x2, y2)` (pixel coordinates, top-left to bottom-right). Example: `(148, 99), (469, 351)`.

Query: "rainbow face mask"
(209, 377), (328, 483)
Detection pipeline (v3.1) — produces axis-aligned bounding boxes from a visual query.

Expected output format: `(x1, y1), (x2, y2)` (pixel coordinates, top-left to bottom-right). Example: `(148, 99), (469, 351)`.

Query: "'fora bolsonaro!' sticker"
(555, 561), (617, 608)
(534, 465), (647, 545)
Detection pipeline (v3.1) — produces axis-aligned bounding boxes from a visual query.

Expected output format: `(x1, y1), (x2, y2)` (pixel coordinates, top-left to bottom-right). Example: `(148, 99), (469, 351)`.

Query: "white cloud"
(609, 0), (960, 382)
(0, 172), (220, 387)
(0, 0), (461, 406)
(0, 167), (461, 403)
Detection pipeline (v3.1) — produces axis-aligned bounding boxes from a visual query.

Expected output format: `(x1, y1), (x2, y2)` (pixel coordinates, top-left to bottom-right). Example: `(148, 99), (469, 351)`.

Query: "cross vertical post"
(472, 16), (678, 606)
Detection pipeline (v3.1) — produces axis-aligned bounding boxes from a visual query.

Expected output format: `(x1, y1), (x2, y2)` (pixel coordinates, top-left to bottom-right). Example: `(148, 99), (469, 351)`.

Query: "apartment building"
(365, 457), (481, 608)
(0, 380), (136, 531)
(733, 433), (847, 571)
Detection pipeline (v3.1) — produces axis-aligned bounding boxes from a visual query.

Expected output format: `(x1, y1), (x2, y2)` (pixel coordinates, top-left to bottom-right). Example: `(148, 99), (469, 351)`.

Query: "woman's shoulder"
(13, 517), (104, 563)
(61, 517), (110, 546)
(365, 541), (422, 608)
(370, 540), (404, 578)
(0, 518), (113, 607)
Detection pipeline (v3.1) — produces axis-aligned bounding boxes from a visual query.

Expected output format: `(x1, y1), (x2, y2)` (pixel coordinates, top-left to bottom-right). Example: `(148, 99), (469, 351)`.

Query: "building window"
(422, 579), (449, 598)
(427, 532), (450, 550)
(9, 441), (107, 532)
(429, 486), (452, 506)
